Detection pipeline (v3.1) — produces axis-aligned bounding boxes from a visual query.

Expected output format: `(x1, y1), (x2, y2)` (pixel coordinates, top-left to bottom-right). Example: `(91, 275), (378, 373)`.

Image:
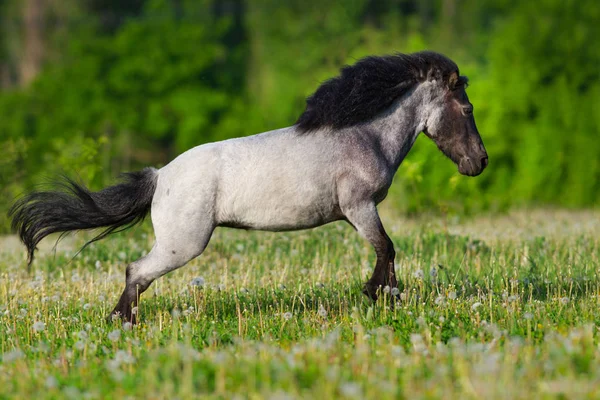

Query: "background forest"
(1, 0), (598, 232)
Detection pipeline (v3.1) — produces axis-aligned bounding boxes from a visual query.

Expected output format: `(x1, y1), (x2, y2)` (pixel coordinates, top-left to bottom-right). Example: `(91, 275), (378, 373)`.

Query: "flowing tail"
(9, 167), (158, 265)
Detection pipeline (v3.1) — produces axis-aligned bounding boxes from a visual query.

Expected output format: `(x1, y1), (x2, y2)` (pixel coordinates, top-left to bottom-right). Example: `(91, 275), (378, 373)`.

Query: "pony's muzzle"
(458, 154), (488, 177)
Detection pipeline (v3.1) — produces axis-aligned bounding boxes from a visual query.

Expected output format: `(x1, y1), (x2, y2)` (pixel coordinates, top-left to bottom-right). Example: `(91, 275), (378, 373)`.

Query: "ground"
(0, 210), (599, 399)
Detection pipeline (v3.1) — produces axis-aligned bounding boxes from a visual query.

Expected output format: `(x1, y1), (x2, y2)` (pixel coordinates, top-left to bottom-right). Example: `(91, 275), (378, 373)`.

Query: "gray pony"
(10, 51), (488, 323)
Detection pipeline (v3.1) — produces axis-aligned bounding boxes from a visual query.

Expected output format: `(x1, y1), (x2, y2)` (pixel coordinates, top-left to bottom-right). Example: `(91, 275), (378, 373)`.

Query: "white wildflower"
(413, 269), (424, 280)
(391, 287), (400, 296)
(190, 277), (205, 287)
(318, 305), (327, 318)
(45, 375), (58, 389)
(339, 382), (362, 398)
(108, 329), (121, 342)
(33, 321), (45, 332)
(448, 291), (457, 300)
(2, 349), (24, 362)
(471, 302), (483, 311)
(77, 331), (88, 340)
(115, 350), (135, 365)
(83, 303), (91, 311)
(383, 286), (390, 294)
(283, 312), (293, 321)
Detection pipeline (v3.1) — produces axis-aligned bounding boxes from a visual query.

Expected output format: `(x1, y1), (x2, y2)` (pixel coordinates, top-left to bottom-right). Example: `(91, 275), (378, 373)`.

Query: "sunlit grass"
(0, 210), (599, 398)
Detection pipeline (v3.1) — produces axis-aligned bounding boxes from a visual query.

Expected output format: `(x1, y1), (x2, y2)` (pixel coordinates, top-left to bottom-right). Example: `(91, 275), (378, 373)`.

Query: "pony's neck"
(363, 84), (430, 171)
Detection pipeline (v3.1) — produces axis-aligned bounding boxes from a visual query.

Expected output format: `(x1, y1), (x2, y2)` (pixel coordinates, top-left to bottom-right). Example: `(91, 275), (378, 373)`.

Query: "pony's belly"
(217, 192), (342, 232)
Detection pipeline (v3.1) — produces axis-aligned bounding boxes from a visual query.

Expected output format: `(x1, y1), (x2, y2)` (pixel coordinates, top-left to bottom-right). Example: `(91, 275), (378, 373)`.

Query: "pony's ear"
(448, 72), (459, 89)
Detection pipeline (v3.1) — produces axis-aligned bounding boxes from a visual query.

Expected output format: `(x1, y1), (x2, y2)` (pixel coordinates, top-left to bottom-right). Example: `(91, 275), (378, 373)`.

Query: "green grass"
(0, 210), (599, 399)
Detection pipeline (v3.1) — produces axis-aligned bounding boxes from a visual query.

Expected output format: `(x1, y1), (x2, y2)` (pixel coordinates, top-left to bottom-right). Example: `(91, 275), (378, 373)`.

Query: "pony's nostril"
(481, 156), (488, 168)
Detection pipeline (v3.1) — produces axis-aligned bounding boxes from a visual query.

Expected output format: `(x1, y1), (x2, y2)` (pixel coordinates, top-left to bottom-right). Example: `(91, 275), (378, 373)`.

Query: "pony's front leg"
(342, 202), (398, 302)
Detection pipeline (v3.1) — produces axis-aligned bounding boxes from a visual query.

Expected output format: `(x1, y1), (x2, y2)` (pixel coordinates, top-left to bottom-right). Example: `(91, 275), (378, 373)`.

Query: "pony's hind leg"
(109, 221), (215, 323)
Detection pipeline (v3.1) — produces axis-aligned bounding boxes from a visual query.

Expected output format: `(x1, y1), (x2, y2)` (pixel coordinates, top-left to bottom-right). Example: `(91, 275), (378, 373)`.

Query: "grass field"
(0, 209), (599, 399)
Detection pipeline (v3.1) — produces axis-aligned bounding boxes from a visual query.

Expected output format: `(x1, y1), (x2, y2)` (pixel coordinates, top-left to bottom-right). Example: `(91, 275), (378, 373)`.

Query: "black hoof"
(362, 283), (380, 301)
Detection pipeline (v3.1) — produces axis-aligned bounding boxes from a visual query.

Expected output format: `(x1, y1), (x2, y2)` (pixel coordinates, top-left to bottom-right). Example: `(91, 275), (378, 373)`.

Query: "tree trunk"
(20, 0), (45, 86)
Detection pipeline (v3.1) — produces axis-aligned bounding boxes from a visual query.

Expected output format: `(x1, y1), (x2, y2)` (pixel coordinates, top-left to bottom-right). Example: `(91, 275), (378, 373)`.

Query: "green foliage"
(0, 0), (598, 232)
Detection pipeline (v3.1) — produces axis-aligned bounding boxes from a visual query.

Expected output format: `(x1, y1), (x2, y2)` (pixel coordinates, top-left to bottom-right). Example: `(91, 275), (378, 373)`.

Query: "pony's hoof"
(107, 310), (137, 325)
(362, 284), (379, 302)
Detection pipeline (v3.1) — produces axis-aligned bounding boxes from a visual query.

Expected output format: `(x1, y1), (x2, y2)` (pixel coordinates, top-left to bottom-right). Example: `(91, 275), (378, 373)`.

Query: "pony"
(10, 51), (488, 323)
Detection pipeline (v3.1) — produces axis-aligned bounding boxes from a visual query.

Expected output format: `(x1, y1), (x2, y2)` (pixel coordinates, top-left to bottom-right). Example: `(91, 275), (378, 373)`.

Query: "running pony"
(11, 51), (488, 322)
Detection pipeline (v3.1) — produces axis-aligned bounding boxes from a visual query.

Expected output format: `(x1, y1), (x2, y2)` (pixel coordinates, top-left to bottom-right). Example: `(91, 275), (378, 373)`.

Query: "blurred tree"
(0, 0), (598, 232)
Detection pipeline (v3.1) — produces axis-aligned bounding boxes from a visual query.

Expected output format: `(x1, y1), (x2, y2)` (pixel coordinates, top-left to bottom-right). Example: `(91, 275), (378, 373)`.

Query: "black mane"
(295, 51), (460, 133)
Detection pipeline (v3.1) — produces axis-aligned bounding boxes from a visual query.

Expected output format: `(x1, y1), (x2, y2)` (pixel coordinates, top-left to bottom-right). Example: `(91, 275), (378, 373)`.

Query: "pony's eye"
(463, 106), (473, 115)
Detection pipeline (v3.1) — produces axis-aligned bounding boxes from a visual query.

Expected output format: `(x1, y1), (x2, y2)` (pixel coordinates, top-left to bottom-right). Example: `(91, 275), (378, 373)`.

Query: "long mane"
(295, 51), (460, 133)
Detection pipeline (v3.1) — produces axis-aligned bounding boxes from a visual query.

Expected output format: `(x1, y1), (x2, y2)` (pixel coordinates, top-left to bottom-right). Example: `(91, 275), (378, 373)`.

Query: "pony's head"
(422, 72), (488, 177)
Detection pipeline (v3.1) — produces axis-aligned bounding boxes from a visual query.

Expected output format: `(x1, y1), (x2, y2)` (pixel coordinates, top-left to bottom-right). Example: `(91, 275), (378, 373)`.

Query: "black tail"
(9, 167), (158, 265)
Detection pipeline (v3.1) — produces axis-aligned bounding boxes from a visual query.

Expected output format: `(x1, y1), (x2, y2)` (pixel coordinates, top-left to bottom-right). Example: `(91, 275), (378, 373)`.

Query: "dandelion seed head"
(339, 382), (362, 398)
(318, 305), (327, 318)
(283, 312), (293, 321)
(391, 287), (400, 296)
(45, 375), (58, 389)
(33, 321), (45, 332)
(190, 277), (205, 287)
(472, 302), (483, 311)
(108, 329), (121, 342)
(115, 350), (135, 365)
(2, 349), (24, 362)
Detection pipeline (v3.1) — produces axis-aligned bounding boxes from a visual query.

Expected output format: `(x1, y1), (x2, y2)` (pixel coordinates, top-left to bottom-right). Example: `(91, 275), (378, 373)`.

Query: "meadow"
(1, 209), (599, 399)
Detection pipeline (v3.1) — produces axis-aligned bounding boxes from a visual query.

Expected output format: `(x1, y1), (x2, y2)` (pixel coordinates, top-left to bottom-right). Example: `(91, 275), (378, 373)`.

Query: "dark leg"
(109, 265), (151, 324)
(108, 229), (213, 323)
(343, 202), (398, 302)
